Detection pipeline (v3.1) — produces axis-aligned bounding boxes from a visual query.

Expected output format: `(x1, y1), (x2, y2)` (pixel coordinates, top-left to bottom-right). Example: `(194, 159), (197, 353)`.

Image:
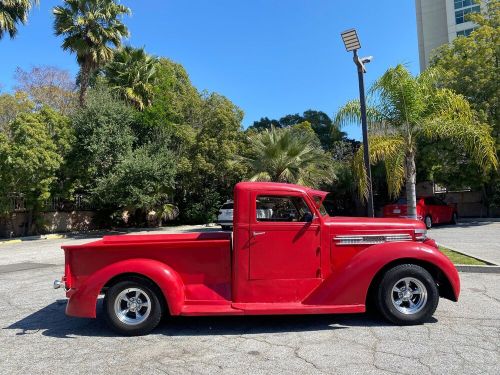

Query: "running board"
(180, 303), (365, 316)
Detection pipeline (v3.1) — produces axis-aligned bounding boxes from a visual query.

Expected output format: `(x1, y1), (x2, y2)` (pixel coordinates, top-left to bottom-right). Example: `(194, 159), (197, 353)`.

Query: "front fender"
(303, 242), (460, 306)
(66, 259), (185, 318)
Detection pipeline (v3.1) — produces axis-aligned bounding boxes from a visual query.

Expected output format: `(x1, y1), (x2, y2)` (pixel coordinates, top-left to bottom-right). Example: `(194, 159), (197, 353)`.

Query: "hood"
(324, 216), (426, 230)
(324, 216), (427, 243)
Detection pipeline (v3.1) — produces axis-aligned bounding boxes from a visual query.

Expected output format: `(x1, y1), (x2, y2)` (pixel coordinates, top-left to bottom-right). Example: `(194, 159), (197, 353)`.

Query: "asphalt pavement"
(0, 226), (499, 374)
(429, 219), (500, 265)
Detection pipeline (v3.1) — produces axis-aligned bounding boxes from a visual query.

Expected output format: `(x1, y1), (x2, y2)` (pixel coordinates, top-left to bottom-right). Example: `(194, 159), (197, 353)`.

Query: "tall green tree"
(102, 46), (158, 110)
(53, 0), (130, 106)
(92, 141), (177, 222)
(250, 110), (346, 150)
(176, 92), (247, 223)
(0, 108), (73, 234)
(139, 58), (202, 144)
(430, 0), (499, 143)
(242, 124), (334, 188)
(0, 91), (34, 131)
(335, 64), (498, 219)
(0, 0), (38, 39)
(430, 0), (500, 212)
(68, 87), (136, 194)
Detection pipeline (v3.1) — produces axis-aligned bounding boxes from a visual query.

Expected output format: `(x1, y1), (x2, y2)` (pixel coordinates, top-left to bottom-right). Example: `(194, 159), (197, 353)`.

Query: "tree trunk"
(79, 62), (90, 107)
(405, 153), (417, 220)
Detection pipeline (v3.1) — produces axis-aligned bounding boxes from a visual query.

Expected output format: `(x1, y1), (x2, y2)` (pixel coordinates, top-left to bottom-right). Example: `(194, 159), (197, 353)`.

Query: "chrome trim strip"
(333, 234), (412, 245)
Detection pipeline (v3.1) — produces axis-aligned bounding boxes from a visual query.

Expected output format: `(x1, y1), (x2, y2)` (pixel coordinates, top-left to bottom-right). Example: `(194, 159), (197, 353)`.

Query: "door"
(248, 193), (321, 280)
(435, 197), (453, 222)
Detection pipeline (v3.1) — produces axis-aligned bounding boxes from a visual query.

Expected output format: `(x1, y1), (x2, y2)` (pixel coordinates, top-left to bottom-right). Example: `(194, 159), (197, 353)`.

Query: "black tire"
(104, 278), (163, 336)
(424, 215), (432, 229)
(375, 264), (439, 325)
(451, 212), (458, 225)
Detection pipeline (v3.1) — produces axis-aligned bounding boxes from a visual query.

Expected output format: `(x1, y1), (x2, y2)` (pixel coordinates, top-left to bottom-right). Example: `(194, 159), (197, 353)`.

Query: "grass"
(438, 246), (488, 266)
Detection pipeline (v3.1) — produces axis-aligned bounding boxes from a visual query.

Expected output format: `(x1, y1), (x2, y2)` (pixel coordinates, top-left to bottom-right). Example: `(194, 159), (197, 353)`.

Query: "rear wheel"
(424, 215), (432, 229)
(104, 278), (162, 336)
(375, 264), (439, 325)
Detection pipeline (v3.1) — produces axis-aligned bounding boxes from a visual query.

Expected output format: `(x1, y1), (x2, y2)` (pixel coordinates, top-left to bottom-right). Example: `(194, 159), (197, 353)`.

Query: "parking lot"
(429, 219), (500, 265)
(0, 228), (499, 374)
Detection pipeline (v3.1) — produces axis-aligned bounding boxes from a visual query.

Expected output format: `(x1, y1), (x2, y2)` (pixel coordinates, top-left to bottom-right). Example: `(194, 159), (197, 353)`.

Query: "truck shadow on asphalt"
(4, 300), (437, 339)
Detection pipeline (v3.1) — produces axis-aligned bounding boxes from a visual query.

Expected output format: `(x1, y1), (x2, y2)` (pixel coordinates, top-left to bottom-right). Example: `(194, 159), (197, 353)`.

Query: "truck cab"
(56, 182), (460, 335)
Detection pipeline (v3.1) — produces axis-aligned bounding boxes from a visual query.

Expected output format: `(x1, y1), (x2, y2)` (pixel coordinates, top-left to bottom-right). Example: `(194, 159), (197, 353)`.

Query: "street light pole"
(353, 50), (374, 218)
(340, 29), (374, 218)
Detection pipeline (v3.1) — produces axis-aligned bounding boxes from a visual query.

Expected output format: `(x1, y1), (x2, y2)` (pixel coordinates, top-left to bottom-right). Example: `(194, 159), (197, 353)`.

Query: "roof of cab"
(235, 181), (328, 198)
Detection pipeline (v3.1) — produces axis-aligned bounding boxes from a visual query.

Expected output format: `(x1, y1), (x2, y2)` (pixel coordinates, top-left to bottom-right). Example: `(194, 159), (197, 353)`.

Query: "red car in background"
(383, 197), (458, 229)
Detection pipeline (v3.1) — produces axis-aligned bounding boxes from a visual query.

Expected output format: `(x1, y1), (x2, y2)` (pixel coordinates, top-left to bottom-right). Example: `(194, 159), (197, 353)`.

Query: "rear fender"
(303, 242), (460, 306)
(66, 258), (185, 318)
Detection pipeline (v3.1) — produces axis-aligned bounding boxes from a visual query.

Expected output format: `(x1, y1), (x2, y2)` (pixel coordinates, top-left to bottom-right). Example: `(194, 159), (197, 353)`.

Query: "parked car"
(217, 200), (234, 230)
(54, 182), (460, 336)
(383, 197), (458, 229)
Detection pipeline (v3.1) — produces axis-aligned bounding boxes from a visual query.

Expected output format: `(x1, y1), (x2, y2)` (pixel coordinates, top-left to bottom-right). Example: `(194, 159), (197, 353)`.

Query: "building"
(415, 0), (483, 71)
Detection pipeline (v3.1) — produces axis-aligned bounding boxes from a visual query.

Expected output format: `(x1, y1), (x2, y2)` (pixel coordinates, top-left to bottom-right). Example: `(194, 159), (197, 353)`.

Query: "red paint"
(383, 197), (457, 224)
(61, 182), (460, 319)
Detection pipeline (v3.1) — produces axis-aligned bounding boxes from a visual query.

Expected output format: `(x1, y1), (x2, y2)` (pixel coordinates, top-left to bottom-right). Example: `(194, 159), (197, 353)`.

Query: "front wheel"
(375, 264), (439, 325)
(104, 278), (163, 336)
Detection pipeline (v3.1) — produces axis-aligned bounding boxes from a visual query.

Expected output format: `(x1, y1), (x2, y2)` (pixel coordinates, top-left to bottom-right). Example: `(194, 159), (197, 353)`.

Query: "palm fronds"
(0, 0), (38, 39)
(241, 126), (335, 188)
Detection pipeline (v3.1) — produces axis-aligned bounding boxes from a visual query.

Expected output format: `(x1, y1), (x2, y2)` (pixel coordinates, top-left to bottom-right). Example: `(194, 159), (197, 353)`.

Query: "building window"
(456, 28), (475, 37)
(455, 5), (480, 24)
(454, 0), (475, 10)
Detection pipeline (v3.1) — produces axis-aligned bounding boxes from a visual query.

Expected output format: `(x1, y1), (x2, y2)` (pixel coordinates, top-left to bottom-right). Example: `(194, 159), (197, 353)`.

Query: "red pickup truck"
(54, 182), (460, 335)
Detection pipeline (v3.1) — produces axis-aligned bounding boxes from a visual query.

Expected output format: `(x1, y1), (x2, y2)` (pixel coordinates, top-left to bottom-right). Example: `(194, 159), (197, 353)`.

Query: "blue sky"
(0, 0), (420, 140)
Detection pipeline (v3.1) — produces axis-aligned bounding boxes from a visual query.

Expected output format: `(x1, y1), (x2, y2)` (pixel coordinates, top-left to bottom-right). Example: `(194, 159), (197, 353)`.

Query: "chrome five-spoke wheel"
(114, 287), (152, 325)
(391, 277), (428, 315)
(376, 264), (439, 325)
(104, 278), (163, 336)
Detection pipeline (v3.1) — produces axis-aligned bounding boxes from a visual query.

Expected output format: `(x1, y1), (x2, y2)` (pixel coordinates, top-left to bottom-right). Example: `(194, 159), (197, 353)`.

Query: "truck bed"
(63, 232), (233, 303)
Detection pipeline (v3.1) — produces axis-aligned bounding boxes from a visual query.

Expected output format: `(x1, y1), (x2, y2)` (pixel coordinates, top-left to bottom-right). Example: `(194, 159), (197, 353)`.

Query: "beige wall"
(415, 182), (498, 217)
(416, 0), (449, 71)
(415, 0), (484, 71)
(0, 211), (95, 238)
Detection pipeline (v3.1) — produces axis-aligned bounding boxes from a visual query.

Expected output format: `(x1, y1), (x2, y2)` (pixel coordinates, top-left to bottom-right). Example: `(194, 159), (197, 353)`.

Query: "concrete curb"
(0, 233), (66, 245)
(455, 265), (500, 273)
(436, 242), (499, 266)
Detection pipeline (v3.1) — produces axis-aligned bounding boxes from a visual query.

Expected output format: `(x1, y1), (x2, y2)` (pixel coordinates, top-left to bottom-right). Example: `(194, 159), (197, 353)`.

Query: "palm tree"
(53, 0), (130, 106)
(102, 46), (158, 110)
(335, 64), (498, 219)
(0, 0), (38, 39)
(242, 126), (335, 187)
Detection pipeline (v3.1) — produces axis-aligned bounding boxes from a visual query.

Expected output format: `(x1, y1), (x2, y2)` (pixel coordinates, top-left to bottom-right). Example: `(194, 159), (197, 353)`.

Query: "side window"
(424, 197), (437, 206)
(256, 195), (312, 222)
(436, 198), (448, 206)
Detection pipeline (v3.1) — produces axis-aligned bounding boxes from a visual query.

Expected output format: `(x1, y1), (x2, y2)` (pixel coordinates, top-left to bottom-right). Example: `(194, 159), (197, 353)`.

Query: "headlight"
(414, 228), (427, 241)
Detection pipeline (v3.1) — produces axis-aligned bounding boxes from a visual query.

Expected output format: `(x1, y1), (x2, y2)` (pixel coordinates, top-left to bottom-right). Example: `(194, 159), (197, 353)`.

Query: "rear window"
(221, 203), (233, 210)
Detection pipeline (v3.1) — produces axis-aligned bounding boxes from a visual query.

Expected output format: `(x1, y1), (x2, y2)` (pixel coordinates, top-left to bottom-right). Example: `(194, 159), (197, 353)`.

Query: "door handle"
(252, 231), (266, 237)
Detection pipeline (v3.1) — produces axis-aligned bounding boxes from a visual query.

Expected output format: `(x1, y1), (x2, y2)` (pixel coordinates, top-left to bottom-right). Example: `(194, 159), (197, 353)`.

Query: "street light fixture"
(340, 28), (375, 218)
